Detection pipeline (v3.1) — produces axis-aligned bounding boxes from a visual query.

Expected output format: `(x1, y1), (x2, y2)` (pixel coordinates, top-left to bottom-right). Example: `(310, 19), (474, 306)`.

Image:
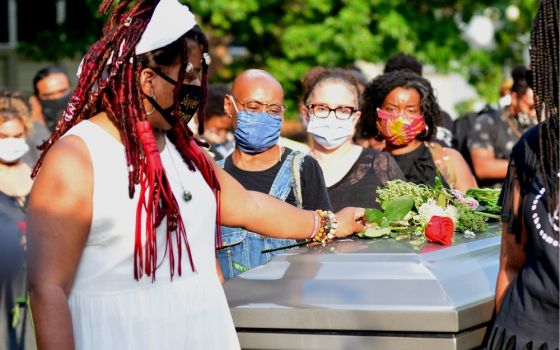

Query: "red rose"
(424, 216), (454, 246)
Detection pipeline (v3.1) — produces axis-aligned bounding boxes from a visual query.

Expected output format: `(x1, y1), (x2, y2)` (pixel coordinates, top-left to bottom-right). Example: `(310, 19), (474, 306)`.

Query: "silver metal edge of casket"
(235, 327), (488, 350)
(224, 224), (501, 349)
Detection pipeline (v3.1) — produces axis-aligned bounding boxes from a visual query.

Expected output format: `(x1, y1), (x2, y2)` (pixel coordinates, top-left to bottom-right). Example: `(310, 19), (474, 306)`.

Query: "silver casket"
(223, 224), (501, 350)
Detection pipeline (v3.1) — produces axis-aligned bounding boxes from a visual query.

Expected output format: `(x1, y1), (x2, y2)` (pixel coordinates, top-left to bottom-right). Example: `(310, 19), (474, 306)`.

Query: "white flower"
(417, 201), (458, 225)
(444, 205), (458, 224)
(464, 230), (476, 238)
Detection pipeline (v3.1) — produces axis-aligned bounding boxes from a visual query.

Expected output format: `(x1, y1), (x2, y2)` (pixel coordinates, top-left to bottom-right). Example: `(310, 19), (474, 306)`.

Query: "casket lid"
(224, 224), (501, 333)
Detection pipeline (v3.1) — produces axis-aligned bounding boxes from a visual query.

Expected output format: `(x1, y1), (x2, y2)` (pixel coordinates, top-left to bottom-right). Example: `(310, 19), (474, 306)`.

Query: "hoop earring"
(146, 95), (156, 116)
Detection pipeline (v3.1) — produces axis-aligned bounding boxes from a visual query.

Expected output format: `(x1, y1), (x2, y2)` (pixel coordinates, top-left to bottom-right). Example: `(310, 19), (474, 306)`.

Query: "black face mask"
(145, 68), (202, 128)
(39, 93), (70, 131)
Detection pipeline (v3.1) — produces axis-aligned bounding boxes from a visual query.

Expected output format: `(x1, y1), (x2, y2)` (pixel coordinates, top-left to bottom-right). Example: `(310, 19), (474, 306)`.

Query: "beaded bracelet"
(312, 209), (338, 244)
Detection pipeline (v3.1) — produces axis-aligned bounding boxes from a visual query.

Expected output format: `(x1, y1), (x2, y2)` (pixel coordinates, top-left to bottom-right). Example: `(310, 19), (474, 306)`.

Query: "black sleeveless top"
(391, 143), (449, 188)
(486, 125), (559, 350)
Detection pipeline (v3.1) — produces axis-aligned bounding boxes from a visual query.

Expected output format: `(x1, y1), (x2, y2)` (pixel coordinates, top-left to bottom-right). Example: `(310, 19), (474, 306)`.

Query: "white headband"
(135, 0), (197, 55)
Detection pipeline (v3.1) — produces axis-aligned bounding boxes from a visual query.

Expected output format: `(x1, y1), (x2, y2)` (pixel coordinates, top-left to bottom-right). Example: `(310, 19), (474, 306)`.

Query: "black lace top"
(327, 148), (404, 212)
(487, 125), (559, 350)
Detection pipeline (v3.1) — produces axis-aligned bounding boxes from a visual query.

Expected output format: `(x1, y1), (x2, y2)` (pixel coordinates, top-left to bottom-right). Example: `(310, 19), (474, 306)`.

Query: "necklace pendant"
(183, 190), (192, 202)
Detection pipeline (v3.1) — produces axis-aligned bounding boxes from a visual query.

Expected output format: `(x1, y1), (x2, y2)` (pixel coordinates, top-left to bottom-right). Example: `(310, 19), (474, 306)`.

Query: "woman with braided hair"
(25, 1), (365, 349)
(486, 0), (559, 348)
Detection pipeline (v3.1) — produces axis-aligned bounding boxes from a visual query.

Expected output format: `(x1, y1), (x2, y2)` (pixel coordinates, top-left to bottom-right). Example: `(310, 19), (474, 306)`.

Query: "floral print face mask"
(376, 108), (427, 146)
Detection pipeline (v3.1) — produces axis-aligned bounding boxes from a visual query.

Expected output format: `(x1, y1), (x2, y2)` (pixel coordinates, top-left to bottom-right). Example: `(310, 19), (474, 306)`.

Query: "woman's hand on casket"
(334, 207), (366, 238)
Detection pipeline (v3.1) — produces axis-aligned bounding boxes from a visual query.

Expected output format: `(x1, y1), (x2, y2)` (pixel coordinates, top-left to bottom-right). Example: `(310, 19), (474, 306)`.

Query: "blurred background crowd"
(0, 0), (547, 349)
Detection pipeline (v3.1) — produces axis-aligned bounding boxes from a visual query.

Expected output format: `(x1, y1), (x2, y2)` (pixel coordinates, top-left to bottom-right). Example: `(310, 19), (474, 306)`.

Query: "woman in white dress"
(25, 1), (365, 349)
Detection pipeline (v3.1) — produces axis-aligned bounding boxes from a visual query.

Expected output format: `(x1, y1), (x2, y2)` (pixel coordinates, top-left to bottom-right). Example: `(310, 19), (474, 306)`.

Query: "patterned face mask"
(376, 108), (427, 146)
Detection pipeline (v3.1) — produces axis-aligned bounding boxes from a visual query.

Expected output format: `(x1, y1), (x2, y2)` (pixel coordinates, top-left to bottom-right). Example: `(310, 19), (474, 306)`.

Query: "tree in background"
(16, 0), (104, 60)
(17, 0), (536, 118)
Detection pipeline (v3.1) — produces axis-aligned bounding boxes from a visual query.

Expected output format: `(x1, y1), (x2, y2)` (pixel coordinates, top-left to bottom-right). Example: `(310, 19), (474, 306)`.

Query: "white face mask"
(307, 116), (354, 150)
(0, 138), (29, 164)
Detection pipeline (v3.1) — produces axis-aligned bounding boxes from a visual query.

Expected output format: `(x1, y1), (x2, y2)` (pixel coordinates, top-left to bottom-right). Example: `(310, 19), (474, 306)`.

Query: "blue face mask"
(234, 111), (282, 154)
(230, 96), (282, 154)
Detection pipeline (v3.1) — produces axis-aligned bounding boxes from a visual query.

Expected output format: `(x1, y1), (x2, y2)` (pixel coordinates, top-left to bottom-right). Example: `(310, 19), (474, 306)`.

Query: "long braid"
(32, 1), (153, 178)
(166, 27), (222, 249)
(531, 0), (559, 233)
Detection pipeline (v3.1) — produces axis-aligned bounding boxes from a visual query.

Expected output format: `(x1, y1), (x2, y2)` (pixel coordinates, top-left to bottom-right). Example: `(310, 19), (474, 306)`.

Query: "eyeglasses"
(307, 104), (357, 120)
(231, 96), (286, 117)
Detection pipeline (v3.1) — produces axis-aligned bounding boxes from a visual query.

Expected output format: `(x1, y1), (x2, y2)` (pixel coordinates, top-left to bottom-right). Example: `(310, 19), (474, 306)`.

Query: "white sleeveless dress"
(63, 121), (240, 350)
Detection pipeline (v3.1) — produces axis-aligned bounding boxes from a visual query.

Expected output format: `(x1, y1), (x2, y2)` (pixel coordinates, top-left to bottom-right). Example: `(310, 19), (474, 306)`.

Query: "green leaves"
(381, 195), (415, 222)
(466, 188), (502, 214)
(360, 195), (414, 238)
(364, 208), (385, 224)
(365, 195), (414, 225)
(362, 227), (392, 238)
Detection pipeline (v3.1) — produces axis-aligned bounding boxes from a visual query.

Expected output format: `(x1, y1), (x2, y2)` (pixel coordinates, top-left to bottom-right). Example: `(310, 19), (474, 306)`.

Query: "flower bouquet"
(359, 177), (501, 246)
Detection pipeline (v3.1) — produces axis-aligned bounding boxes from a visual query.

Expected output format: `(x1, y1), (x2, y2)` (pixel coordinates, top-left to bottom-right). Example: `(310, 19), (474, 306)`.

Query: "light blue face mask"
(230, 96), (282, 154)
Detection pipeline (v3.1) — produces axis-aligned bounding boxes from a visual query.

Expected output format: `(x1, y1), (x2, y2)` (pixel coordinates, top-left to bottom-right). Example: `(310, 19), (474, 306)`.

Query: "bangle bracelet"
(310, 211), (320, 239)
(326, 211), (338, 240)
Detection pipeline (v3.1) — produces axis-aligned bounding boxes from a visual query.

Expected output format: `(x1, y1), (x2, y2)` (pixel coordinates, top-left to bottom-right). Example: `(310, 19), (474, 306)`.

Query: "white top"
(64, 121), (239, 350)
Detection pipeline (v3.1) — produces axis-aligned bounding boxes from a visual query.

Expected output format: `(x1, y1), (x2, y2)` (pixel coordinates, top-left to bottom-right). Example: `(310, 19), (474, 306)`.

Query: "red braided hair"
(32, 0), (221, 281)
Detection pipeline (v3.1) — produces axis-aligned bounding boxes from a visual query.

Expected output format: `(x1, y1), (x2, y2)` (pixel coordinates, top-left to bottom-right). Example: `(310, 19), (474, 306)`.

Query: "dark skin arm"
(470, 148), (509, 181)
(494, 184), (526, 312)
(27, 135), (93, 350)
(215, 160), (364, 239)
(435, 146), (478, 192)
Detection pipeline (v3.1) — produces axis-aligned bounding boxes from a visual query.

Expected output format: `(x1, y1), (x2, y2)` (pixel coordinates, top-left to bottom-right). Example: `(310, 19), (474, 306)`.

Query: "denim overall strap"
(268, 150), (299, 200)
(290, 152), (305, 208)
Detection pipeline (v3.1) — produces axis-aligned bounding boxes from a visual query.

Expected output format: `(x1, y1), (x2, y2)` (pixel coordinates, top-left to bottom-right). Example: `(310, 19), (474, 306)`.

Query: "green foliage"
(18, 0), (537, 116)
(376, 179), (434, 209)
(466, 188), (502, 214)
(360, 195), (414, 238)
(381, 195), (415, 222)
(192, 0), (537, 115)
(456, 203), (488, 233)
